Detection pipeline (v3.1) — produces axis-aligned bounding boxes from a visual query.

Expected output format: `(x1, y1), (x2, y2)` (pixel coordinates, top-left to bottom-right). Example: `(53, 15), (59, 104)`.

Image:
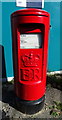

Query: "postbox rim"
(11, 8), (49, 17)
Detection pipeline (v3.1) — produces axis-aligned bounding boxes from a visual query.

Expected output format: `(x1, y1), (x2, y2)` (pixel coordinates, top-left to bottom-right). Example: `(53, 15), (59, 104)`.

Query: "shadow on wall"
(60, 2), (62, 70)
(0, 45), (7, 82)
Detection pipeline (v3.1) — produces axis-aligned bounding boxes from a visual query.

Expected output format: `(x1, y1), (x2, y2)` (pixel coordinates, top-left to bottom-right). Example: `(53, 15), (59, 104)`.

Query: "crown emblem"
(21, 52), (40, 67)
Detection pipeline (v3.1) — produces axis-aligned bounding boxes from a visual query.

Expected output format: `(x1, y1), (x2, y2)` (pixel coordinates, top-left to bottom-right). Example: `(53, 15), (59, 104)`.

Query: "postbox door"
(19, 24), (44, 83)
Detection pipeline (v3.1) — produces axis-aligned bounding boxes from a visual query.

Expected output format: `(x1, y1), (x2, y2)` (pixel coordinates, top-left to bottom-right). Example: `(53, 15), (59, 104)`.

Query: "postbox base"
(15, 95), (45, 114)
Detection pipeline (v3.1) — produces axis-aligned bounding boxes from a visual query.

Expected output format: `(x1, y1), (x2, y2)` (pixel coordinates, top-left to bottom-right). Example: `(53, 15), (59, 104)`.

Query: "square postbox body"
(11, 8), (50, 113)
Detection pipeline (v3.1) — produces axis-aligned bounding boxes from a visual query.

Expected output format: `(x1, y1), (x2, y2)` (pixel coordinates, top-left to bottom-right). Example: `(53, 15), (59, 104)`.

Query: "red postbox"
(11, 8), (50, 114)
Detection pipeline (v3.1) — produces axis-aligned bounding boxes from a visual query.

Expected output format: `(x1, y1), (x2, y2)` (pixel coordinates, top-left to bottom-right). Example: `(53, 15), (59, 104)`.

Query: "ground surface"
(0, 75), (62, 119)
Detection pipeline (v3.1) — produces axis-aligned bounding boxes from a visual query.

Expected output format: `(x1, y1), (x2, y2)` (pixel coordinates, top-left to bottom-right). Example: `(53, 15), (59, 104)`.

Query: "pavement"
(0, 78), (62, 119)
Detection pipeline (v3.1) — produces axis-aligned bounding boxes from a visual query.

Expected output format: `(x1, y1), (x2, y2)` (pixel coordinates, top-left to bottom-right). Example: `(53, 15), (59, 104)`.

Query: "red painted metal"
(11, 8), (50, 100)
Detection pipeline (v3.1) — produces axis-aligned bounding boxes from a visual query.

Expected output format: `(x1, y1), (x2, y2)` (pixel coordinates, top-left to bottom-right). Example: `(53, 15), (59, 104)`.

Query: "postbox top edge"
(11, 8), (49, 17)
